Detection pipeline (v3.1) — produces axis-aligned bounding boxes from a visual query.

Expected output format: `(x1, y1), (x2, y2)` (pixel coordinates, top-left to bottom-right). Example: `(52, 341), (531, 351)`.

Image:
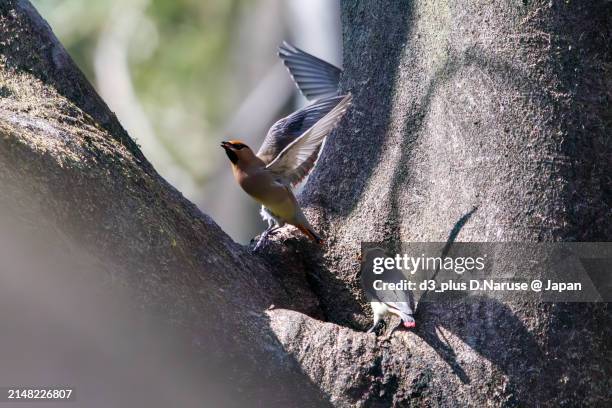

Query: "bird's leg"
(266, 218), (275, 229)
(385, 320), (404, 339)
(252, 225), (274, 252)
(253, 220), (286, 251)
(267, 226), (281, 236)
(367, 319), (386, 336)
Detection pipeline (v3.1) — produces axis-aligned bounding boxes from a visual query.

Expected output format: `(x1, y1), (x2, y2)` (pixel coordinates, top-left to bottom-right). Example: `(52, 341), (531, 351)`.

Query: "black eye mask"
(225, 148), (238, 164)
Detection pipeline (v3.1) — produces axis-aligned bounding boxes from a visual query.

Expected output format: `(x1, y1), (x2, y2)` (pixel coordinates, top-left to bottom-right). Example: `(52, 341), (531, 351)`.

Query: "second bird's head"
(220, 140), (255, 165)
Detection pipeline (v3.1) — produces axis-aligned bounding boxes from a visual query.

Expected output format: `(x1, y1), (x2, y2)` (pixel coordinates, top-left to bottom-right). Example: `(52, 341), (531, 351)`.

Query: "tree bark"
(294, 0), (611, 406)
(0, 1), (326, 406)
(0, 0), (609, 407)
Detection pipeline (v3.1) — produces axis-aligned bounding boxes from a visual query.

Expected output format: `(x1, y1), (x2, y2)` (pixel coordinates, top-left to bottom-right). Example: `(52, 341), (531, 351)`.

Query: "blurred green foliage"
(32, 0), (252, 181)
(137, 0), (242, 124)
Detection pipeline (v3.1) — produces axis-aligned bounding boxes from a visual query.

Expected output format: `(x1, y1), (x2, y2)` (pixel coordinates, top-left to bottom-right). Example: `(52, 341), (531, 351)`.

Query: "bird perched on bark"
(361, 247), (416, 336)
(368, 301), (416, 336)
(221, 43), (351, 249)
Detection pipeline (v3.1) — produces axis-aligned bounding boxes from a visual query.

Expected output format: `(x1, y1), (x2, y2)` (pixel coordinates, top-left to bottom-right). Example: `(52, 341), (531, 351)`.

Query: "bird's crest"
(228, 140), (248, 147)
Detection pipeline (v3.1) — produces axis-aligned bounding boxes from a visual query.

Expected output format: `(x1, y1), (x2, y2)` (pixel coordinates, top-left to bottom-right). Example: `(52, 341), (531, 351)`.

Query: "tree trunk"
(0, 0), (609, 407)
(296, 0), (611, 406)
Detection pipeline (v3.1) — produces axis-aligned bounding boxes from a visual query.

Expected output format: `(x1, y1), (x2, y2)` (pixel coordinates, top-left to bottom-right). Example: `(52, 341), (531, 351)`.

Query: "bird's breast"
(235, 169), (297, 221)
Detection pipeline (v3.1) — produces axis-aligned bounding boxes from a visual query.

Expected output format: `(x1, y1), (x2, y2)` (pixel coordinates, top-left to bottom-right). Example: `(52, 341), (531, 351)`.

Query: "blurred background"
(31, 0), (341, 243)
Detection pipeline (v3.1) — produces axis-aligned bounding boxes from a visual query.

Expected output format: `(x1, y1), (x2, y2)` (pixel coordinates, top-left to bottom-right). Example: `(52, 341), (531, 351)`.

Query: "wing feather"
(256, 95), (345, 164)
(266, 94), (352, 185)
(278, 41), (341, 100)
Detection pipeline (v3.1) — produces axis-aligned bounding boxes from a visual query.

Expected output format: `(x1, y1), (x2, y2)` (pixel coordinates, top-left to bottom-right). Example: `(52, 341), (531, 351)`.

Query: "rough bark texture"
(293, 0), (611, 406)
(0, 0), (610, 407)
(0, 1), (326, 406)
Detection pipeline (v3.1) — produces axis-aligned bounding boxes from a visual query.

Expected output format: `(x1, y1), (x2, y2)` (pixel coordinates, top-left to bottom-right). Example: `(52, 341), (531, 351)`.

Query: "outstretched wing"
(266, 94), (351, 186)
(278, 41), (341, 100)
(256, 95), (346, 165)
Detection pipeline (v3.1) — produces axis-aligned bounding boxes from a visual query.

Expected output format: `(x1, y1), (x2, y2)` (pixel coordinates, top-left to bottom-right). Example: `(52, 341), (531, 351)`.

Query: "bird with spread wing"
(221, 43), (351, 249)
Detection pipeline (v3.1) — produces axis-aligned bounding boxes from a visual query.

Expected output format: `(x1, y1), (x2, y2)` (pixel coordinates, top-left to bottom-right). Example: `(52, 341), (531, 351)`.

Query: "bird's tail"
(296, 224), (323, 245)
(386, 302), (416, 329)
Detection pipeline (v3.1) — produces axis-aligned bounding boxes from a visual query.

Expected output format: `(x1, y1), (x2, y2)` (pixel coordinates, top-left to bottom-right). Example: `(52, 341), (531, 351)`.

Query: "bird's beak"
(221, 141), (239, 164)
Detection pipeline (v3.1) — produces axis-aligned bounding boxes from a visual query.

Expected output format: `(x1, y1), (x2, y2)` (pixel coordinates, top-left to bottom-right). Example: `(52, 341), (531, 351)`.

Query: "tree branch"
(0, 1), (328, 405)
(0, 0), (609, 407)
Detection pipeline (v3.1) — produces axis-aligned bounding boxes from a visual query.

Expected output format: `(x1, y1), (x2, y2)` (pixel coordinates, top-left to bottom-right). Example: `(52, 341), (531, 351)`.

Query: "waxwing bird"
(221, 94), (352, 249)
(279, 41), (342, 100)
(361, 247), (416, 336)
(367, 301), (416, 337)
